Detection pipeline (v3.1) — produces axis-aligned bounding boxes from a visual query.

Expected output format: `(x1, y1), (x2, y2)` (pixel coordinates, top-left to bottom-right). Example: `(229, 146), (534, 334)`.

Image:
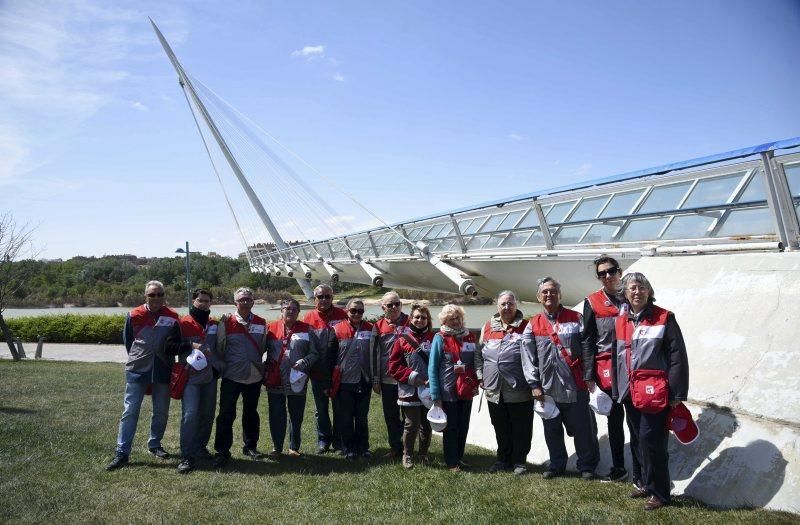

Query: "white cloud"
(291, 45), (325, 59)
(131, 101), (150, 112)
(333, 73), (344, 82)
(508, 133), (526, 141)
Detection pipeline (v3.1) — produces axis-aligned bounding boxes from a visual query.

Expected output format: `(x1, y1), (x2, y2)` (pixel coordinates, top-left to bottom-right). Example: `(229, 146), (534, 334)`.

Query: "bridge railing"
(249, 143), (800, 268)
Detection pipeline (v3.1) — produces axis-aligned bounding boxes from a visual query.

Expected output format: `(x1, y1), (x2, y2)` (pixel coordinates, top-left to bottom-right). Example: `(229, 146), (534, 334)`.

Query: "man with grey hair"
(107, 281), (183, 470)
(213, 286), (269, 467)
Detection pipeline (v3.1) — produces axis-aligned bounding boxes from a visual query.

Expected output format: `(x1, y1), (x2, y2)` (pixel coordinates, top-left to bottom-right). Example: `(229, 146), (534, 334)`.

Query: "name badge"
(462, 342), (476, 352)
(357, 331), (371, 340)
(421, 341), (431, 351)
(155, 316), (176, 327)
(291, 332), (310, 341)
(206, 325), (218, 335)
(249, 324), (266, 335)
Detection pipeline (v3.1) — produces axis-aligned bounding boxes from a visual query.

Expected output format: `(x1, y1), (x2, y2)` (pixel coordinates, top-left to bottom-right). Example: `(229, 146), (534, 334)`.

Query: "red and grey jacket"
(178, 314), (220, 385)
(581, 289), (626, 382)
(479, 316), (531, 393)
(265, 320), (319, 395)
(304, 307), (348, 381)
(123, 305), (180, 384)
(612, 304), (689, 403)
(220, 313), (267, 384)
(431, 331), (477, 403)
(372, 313), (409, 385)
(333, 320), (374, 385)
(523, 307), (585, 403)
(388, 330), (433, 403)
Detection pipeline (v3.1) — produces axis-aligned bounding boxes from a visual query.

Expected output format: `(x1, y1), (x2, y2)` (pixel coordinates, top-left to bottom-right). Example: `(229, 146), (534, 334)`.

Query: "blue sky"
(1, 0), (798, 259)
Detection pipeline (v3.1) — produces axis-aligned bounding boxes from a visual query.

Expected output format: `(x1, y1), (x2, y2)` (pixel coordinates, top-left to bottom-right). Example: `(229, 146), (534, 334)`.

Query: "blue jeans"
(441, 399), (472, 467)
(115, 381), (170, 455)
(541, 391), (600, 473)
(180, 380), (217, 459)
(311, 379), (338, 447)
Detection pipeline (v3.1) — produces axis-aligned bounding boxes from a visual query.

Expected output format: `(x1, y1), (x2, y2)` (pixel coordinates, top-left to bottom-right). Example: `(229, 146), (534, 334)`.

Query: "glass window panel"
(553, 225), (588, 244)
(716, 207), (774, 237)
(524, 231), (546, 246)
(497, 210), (525, 230)
(387, 232), (405, 244)
(583, 223), (622, 243)
(439, 223), (455, 237)
(517, 209), (539, 228)
(570, 196), (609, 221)
(739, 170), (767, 202)
(406, 227), (425, 241)
(463, 216), (488, 235)
(501, 231), (531, 247)
(361, 245), (376, 257)
(619, 218), (669, 241)
(466, 234), (490, 249)
(661, 215), (715, 240)
(784, 163), (800, 196)
(391, 244), (410, 255)
(482, 234), (506, 249)
(437, 238), (458, 251)
(349, 237), (366, 249)
(478, 214), (507, 233)
(546, 201), (577, 223)
(457, 218), (474, 233)
(638, 182), (693, 214)
(372, 233), (391, 246)
(682, 172), (746, 208)
(600, 191), (643, 218)
(425, 223), (448, 239)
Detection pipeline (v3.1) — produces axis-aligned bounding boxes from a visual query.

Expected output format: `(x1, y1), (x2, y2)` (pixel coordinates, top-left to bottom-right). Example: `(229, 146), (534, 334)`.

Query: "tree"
(0, 213), (37, 360)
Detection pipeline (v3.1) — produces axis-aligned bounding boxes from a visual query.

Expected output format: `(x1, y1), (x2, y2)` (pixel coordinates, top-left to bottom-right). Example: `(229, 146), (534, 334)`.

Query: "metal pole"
(185, 241), (191, 309)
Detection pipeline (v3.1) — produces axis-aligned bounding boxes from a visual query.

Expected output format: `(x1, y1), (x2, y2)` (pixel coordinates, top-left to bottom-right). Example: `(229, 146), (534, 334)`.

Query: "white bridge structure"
(152, 20), (800, 513)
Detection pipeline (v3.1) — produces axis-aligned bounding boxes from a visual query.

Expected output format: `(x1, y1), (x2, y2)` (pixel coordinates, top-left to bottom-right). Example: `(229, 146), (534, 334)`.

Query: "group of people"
(106, 257), (689, 511)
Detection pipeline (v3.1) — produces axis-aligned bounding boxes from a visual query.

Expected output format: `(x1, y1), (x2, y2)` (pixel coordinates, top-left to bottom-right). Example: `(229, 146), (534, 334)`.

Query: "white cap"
(186, 349), (207, 371)
(589, 388), (613, 416)
(417, 386), (433, 409)
(534, 395), (560, 420)
(289, 368), (308, 393)
(426, 405), (447, 432)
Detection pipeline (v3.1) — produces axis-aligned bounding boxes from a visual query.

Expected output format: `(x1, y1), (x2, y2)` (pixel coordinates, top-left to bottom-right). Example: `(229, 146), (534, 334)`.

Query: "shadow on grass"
(0, 406), (37, 415)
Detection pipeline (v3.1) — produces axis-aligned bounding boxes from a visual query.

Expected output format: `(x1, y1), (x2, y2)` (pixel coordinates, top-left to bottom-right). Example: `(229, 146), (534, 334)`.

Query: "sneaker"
(601, 467), (628, 483)
(513, 464), (528, 476)
(106, 453), (129, 471)
(542, 470), (563, 479)
(489, 461), (510, 473)
(316, 442), (330, 454)
(287, 449), (302, 458)
(360, 451), (373, 460)
(402, 455), (414, 470)
(581, 471), (597, 481)
(213, 454), (229, 469)
(177, 458), (194, 474)
(148, 447), (170, 460)
(418, 454), (430, 466)
(267, 449), (282, 460)
(242, 447), (263, 460)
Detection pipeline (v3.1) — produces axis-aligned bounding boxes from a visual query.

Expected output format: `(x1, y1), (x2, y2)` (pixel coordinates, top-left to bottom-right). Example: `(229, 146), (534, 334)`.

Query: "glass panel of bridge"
(638, 182), (693, 214)
(516, 208), (540, 228)
(739, 170), (767, 202)
(716, 207), (774, 236)
(424, 223), (449, 240)
(600, 190), (643, 218)
(546, 201), (576, 224)
(482, 234), (506, 249)
(434, 238), (458, 252)
(584, 223), (622, 243)
(682, 172), (745, 208)
(784, 163), (800, 196)
(330, 241), (349, 258)
(661, 215), (716, 239)
(406, 226), (426, 241)
(457, 218), (475, 234)
(463, 216), (489, 235)
(497, 210), (525, 230)
(501, 231), (532, 247)
(552, 225), (587, 244)
(467, 234), (490, 249)
(619, 218), (669, 241)
(570, 196), (608, 221)
(524, 230), (546, 246)
(478, 213), (507, 233)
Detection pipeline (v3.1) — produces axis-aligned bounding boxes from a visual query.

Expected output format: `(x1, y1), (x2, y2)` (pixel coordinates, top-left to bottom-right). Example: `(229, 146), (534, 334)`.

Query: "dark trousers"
(608, 397), (641, 477)
(380, 383), (403, 453)
(268, 392), (307, 452)
(542, 391), (600, 473)
(214, 378), (261, 456)
(441, 399), (472, 467)
(624, 399), (671, 503)
(487, 398), (534, 466)
(336, 380), (371, 455)
(400, 405), (431, 456)
(311, 379), (339, 448)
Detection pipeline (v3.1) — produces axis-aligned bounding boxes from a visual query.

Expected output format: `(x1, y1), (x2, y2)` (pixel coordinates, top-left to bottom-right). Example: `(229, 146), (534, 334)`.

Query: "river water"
(4, 303), (545, 328)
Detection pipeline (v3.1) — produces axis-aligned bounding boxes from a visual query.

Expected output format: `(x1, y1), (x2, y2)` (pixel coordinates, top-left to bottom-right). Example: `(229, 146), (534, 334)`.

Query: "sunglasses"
(348, 308), (365, 315)
(146, 292), (165, 298)
(315, 294), (333, 300)
(383, 301), (402, 308)
(596, 267), (620, 278)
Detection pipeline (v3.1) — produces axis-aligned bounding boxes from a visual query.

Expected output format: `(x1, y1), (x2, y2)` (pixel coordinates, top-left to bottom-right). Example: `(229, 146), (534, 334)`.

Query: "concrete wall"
(465, 251), (800, 513)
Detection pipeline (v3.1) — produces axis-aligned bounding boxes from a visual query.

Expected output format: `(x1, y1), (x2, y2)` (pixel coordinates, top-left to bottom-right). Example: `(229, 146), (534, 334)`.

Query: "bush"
(6, 314), (125, 344)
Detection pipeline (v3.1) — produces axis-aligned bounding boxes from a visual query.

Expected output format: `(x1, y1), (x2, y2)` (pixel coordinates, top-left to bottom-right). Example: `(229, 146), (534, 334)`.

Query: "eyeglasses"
(315, 294), (333, 300)
(383, 301), (402, 308)
(348, 308), (365, 315)
(236, 298), (254, 303)
(146, 292), (165, 298)
(283, 307), (299, 312)
(411, 315), (428, 320)
(540, 290), (559, 296)
(596, 267), (620, 278)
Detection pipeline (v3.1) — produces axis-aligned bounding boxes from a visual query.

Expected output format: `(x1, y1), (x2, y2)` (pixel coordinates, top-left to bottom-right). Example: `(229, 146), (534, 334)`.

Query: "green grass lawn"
(0, 360), (797, 524)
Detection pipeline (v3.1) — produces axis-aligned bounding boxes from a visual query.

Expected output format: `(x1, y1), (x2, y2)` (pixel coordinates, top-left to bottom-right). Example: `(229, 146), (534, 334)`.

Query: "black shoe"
(242, 447), (263, 460)
(177, 458), (194, 474)
(601, 467), (628, 483)
(106, 453), (129, 471)
(489, 461), (510, 473)
(542, 470), (563, 479)
(360, 451), (373, 460)
(148, 447), (170, 460)
(197, 448), (213, 459)
(213, 454), (229, 468)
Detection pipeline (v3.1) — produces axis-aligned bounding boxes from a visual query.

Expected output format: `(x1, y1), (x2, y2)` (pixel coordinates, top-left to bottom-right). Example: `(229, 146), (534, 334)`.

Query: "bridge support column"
(358, 260), (384, 287)
(323, 261), (340, 282)
(428, 256), (477, 296)
(299, 263), (313, 279)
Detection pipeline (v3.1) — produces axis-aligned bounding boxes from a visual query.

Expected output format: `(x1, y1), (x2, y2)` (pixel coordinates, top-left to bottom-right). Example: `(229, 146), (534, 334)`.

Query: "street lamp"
(175, 241), (195, 309)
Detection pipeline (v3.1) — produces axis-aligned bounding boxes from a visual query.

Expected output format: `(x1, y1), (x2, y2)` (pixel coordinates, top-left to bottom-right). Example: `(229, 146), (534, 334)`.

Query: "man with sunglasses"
(372, 290), (409, 459)
(303, 284), (347, 454)
(107, 281), (183, 470)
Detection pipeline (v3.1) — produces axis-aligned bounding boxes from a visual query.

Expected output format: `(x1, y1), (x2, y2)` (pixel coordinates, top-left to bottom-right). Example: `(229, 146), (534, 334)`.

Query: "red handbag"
(264, 331), (289, 389)
(623, 322), (669, 414)
(169, 363), (190, 400)
(594, 351), (613, 391)
(329, 366), (342, 398)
